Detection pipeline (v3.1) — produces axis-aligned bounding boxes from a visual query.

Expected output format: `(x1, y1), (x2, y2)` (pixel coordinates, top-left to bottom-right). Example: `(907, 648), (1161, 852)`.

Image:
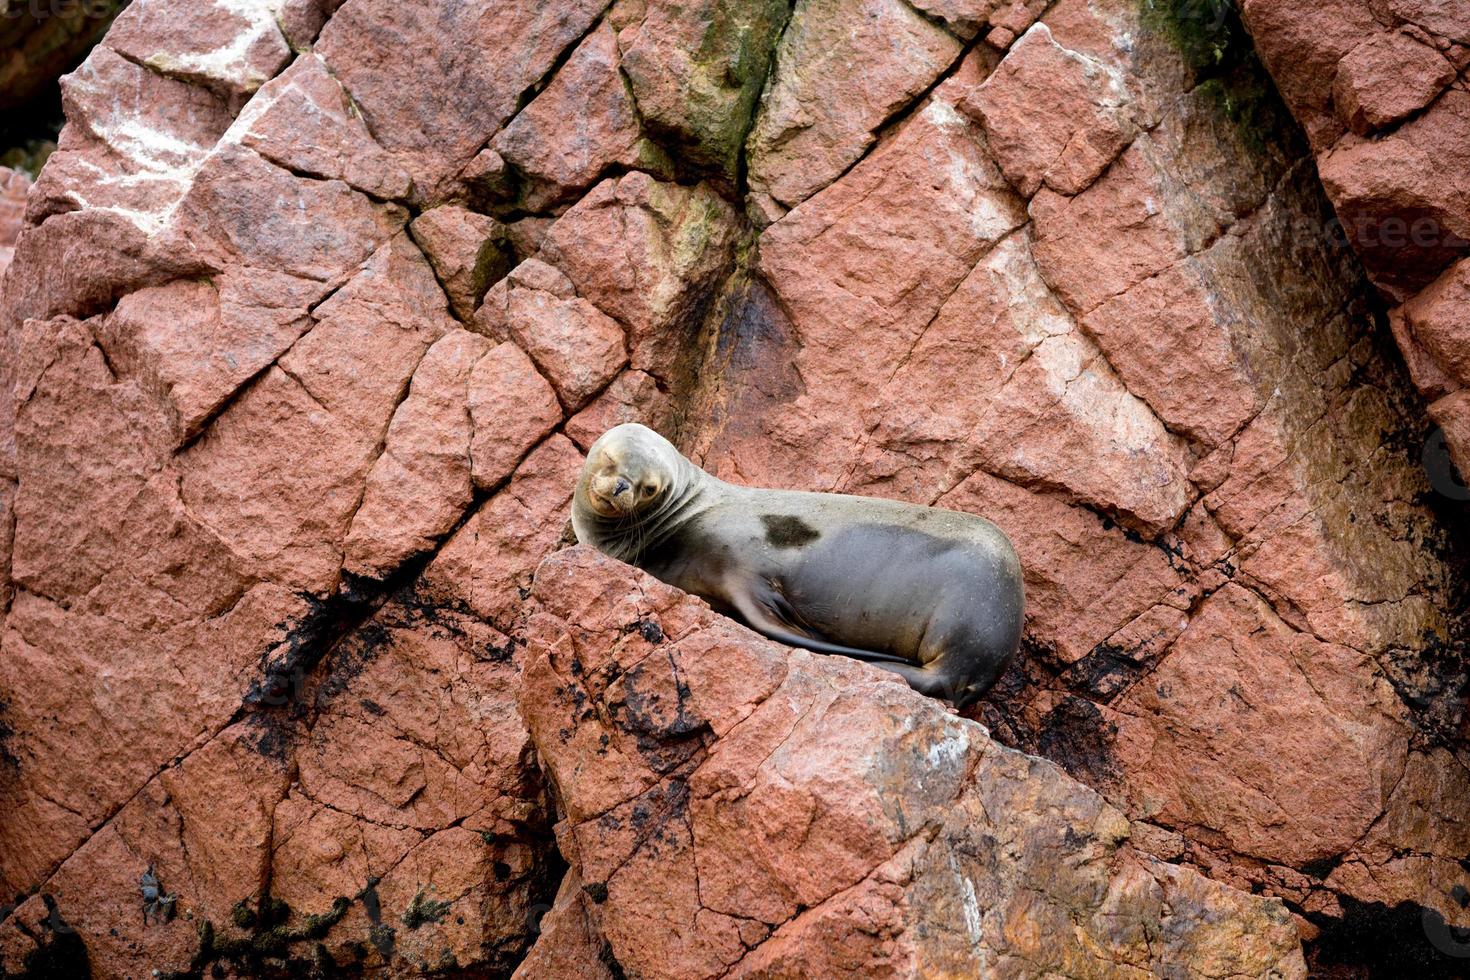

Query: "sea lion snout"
(587, 473), (637, 517)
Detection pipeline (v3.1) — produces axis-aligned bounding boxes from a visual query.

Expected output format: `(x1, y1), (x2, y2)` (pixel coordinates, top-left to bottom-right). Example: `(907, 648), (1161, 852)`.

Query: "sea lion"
(571, 423), (1025, 709)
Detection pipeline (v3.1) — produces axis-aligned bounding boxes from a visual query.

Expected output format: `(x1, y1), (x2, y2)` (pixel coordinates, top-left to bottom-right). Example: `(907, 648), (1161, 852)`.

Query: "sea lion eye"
(641, 484), (657, 498)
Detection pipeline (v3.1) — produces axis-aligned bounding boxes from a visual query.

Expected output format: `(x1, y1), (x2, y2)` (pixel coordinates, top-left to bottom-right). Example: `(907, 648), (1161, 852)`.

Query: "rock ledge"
(515, 547), (1307, 979)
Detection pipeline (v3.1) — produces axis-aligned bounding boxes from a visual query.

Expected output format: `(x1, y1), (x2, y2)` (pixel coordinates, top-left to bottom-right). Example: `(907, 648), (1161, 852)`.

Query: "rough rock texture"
(409, 206), (514, 321)
(491, 20), (657, 213)
(745, 0), (962, 221)
(1240, 0), (1470, 477)
(0, 167), (26, 278)
(613, 0), (788, 184)
(0, 0), (1467, 976)
(517, 547), (1308, 979)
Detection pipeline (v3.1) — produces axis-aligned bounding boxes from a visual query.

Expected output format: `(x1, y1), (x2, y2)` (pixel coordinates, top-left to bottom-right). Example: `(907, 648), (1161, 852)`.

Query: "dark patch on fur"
(760, 514), (820, 549)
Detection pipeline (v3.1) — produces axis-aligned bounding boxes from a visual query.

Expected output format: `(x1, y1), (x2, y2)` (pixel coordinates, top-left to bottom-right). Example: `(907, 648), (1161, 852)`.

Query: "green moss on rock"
(401, 888), (452, 931)
(1139, 0), (1297, 154)
(619, 0), (792, 183)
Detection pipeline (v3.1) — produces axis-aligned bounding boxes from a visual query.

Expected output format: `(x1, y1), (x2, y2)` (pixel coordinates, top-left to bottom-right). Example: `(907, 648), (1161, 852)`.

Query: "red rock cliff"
(1240, 0), (1470, 482)
(0, 0), (1466, 976)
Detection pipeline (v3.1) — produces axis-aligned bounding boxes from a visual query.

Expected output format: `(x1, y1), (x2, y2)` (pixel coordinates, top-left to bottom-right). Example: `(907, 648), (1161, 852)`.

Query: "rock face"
(516, 547), (1308, 979)
(1239, 0), (1470, 479)
(0, 167), (26, 277)
(0, 0), (1466, 976)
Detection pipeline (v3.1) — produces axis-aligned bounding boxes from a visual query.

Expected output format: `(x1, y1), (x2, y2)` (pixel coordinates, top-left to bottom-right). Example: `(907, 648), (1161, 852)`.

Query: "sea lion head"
(576, 423), (687, 520)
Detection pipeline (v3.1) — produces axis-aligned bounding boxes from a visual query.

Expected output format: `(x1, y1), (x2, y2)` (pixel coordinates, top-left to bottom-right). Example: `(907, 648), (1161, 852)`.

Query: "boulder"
(492, 21), (653, 212)
(409, 206), (514, 320)
(1242, 0), (1470, 471)
(314, 0), (607, 205)
(614, 0), (788, 182)
(745, 0), (963, 218)
(105, 0), (295, 106)
(516, 547), (1308, 979)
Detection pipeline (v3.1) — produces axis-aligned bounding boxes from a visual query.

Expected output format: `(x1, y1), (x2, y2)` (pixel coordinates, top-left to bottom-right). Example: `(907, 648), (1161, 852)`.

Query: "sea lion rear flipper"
(727, 576), (911, 666)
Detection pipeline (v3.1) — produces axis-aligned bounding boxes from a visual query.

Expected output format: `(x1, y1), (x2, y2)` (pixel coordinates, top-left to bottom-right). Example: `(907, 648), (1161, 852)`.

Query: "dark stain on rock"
(599, 940), (629, 980)
(357, 877), (383, 926)
(248, 586), (376, 713)
(19, 895), (90, 980)
(615, 653), (709, 775)
(238, 555), (484, 764)
(604, 779), (694, 876)
(186, 894), (350, 976)
(293, 897), (350, 941)
(401, 888), (451, 930)
(622, 619), (665, 644)
(583, 881), (608, 904)
(1061, 643), (1144, 702)
(368, 923), (396, 959)
(0, 698), (19, 771)
(480, 635), (519, 663)
(229, 900), (256, 931)
(1306, 889), (1470, 979)
(1034, 695), (1121, 789)
(237, 713), (292, 765)
(760, 514), (819, 549)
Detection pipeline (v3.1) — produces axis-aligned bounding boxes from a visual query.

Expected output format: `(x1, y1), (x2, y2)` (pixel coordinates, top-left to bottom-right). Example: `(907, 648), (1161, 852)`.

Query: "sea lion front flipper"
(726, 575), (912, 666)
